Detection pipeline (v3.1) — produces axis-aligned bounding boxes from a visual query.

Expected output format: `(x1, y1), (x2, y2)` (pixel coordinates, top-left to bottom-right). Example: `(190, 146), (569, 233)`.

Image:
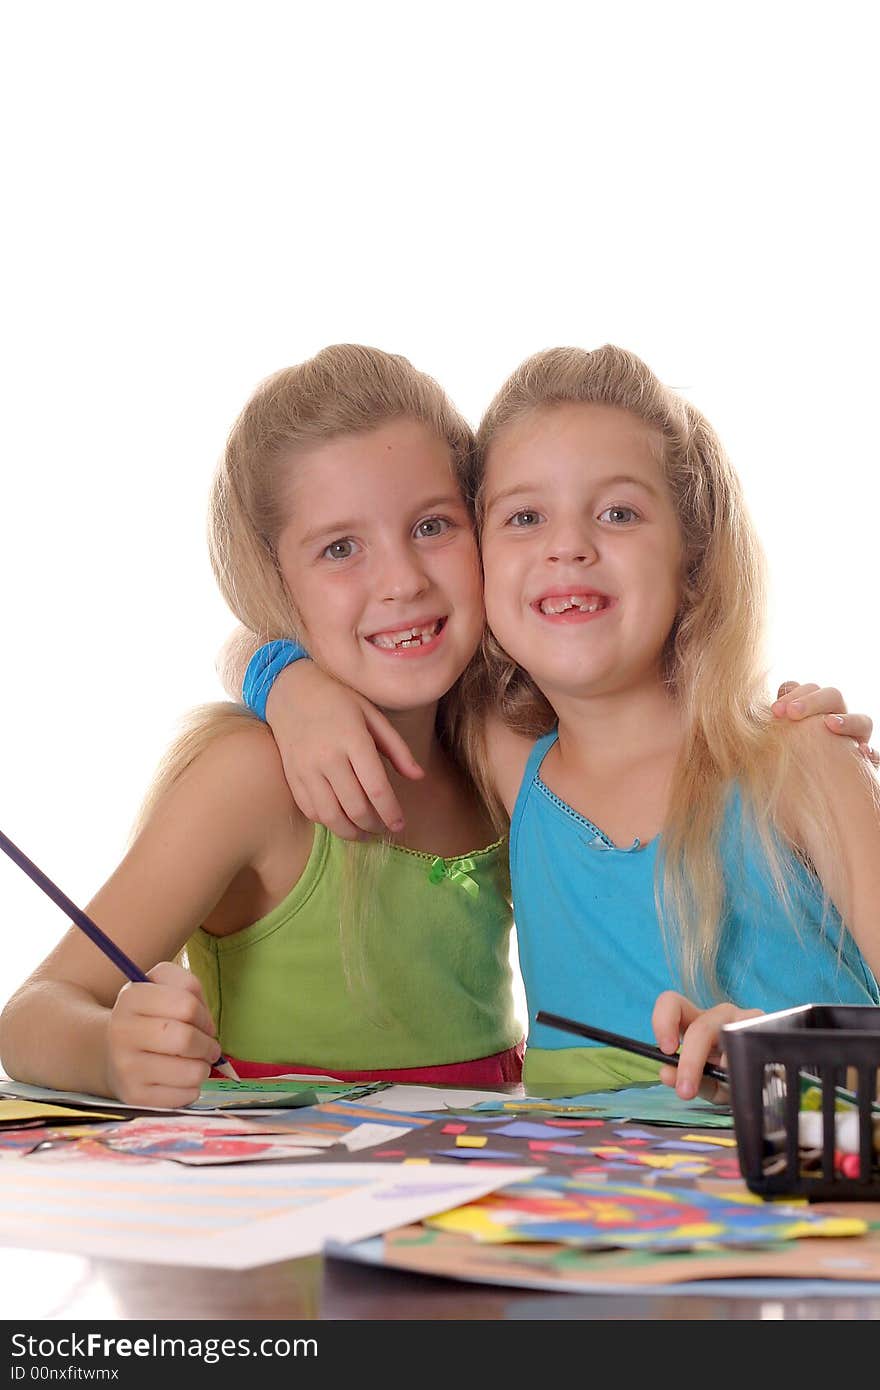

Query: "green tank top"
(186, 825), (520, 1069)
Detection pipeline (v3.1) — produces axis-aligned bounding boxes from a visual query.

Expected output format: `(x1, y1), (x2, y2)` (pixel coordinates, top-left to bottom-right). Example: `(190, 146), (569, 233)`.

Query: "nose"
(545, 522), (598, 565)
(378, 544), (430, 602)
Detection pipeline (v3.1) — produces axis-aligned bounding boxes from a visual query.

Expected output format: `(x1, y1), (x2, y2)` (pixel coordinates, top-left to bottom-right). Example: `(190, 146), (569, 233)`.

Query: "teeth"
(538, 595), (605, 615)
(369, 620), (442, 649)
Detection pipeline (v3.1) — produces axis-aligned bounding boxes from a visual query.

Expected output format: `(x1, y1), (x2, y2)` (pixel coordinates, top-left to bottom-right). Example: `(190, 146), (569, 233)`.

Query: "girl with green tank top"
(0, 346), (523, 1108)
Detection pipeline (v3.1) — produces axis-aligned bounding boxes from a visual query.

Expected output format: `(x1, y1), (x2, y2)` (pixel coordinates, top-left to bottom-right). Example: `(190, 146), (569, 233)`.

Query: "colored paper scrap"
(339, 1125), (413, 1152)
(455, 1136), (488, 1148)
(0, 1099), (123, 1124)
(489, 1121), (578, 1140)
(680, 1133), (737, 1148)
(543, 1119), (606, 1129)
(367, 1086), (518, 1112)
(473, 1085), (733, 1127)
(434, 1148), (521, 1161)
(655, 1141), (732, 1154)
(528, 1141), (582, 1154)
(607, 1153), (712, 1173)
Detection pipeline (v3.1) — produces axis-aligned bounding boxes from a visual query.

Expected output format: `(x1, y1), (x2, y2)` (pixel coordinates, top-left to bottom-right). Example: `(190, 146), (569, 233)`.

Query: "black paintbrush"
(535, 1009), (729, 1084)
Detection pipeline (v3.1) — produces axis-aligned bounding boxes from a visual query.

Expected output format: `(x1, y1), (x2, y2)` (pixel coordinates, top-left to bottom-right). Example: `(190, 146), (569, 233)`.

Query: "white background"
(0, 2), (876, 1018)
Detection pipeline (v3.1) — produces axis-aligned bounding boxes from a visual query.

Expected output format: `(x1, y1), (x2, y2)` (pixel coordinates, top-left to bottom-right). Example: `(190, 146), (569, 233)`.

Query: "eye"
(508, 509), (543, 527)
(414, 516), (452, 539)
(322, 537), (359, 560)
(598, 505), (639, 525)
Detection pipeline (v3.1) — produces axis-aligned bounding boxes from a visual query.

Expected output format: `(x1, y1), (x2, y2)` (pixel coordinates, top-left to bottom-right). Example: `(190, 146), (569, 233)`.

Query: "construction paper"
(0, 1159), (537, 1267)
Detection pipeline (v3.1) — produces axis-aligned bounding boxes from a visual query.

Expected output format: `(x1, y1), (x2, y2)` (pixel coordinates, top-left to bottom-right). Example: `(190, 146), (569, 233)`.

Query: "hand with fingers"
(265, 660), (423, 841)
(652, 990), (762, 1103)
(772, 681), (878, 768)
(105, 961), (223, 1108)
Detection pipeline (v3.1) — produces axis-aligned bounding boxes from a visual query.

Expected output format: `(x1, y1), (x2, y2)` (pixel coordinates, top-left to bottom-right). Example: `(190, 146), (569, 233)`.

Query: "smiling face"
(274, 418), (484, 713)
(480, 402), (683, 704)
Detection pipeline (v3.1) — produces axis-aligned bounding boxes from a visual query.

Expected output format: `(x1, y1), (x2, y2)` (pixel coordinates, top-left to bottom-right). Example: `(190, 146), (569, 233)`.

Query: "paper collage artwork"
(425, 1171), (866, 1248)
(4, 1080), (879, 1287)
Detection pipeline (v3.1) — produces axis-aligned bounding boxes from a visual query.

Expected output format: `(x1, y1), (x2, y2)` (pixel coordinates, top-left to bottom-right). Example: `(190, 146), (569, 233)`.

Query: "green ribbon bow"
(427, 856), (479, 898)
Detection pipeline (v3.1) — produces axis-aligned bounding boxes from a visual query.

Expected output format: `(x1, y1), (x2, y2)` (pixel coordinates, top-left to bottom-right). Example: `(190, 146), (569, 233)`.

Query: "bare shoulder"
(141, 715), (307, 874)
(177, 718), (302, 832)
(779, 716), (879, 843)
(23, 718), (311, 997)
(483, 711), (543, 817)
(782, 715), (868, 782)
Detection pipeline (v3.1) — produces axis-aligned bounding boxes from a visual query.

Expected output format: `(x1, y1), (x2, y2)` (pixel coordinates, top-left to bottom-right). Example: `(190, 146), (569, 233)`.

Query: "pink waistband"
(224, 1039), (524, 1087)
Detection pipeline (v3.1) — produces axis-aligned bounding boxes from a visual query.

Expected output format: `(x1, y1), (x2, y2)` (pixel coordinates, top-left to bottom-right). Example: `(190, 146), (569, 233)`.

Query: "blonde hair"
(463, 344), (840, 999)
(136, 345), (478, 991)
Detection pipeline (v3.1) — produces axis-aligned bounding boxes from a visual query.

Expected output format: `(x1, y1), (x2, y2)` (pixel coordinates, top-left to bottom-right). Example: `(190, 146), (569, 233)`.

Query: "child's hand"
(105, 962), (222, 1108)
(652, 990), (762, 1102)
(265, 662), (424, 840)
(772, 680), (878, 767)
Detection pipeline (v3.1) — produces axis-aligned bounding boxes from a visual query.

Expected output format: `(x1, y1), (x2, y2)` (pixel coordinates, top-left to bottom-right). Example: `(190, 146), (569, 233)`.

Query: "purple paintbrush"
(0, 827), (239, 1081)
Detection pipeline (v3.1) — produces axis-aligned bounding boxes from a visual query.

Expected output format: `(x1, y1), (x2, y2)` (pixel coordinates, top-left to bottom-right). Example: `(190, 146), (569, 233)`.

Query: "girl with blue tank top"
(471, 345), (879, 1095)
(226, 345), (879, 1103)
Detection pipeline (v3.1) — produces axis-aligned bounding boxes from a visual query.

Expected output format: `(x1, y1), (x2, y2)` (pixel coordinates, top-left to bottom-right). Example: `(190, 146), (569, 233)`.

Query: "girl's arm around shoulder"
(780, 719), (880, 980)
(0, 719), (310, 1102)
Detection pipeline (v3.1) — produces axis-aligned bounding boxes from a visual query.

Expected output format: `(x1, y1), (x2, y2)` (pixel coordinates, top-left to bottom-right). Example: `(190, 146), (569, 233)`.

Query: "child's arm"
(782, 718), (880, 981)
(481, 712), (541, 817)
(215, 635), (877, 839)
(0, 724), (306, 1107)
(651, 991), (762, 1101)
(217, 626), (423, 839)
(479, 682), (876, 820)
(264, 665), (425, 839)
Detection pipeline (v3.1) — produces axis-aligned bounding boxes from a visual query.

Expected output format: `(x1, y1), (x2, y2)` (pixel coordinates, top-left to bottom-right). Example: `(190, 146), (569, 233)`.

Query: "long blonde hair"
(136, 345), (478, 988)
(462, 344), (837, 999)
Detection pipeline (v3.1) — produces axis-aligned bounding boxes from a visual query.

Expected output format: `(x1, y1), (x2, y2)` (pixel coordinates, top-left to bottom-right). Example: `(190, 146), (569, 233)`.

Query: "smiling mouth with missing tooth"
(367, 617), (446, 649)
(534, 594), (610, 615)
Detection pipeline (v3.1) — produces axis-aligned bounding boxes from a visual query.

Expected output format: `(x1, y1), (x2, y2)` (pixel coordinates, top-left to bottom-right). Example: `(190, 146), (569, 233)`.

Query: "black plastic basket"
(722, 1004), (880, 1200)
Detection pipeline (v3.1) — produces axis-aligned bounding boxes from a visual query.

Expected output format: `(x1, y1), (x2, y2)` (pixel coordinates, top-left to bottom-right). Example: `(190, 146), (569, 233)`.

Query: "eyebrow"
(298, 493), (467, 546)
(484, 473), (662, 511)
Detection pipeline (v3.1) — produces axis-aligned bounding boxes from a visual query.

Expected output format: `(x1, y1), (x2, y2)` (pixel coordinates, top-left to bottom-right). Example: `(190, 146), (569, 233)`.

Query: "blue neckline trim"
(535, 778), (648, 852)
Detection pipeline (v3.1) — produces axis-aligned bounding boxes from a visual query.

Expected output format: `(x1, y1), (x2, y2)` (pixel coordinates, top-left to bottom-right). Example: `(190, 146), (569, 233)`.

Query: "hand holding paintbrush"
(537, 991), (761, 1102)
(0, 828), (239, 1103)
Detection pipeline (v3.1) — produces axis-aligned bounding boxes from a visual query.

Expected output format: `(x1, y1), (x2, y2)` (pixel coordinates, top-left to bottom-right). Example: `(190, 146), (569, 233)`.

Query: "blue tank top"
(511, 730), (879, 1090)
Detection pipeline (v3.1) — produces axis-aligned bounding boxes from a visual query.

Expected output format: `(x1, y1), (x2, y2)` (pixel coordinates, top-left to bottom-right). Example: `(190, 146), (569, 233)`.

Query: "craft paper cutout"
(434, 1148), (520, 1161)
(473, 1085), (734, 1127)
(489, 1121), (577, 1140)
(0, 1099), (123, 1124)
